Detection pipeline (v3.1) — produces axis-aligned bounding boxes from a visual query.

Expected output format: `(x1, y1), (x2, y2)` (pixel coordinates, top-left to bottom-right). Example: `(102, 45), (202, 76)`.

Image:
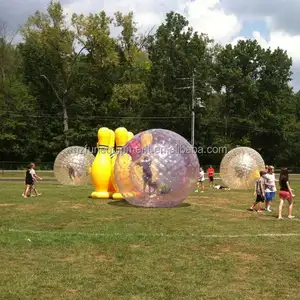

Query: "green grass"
(0, 181), (299, 300)
(0, 170), (55, 178)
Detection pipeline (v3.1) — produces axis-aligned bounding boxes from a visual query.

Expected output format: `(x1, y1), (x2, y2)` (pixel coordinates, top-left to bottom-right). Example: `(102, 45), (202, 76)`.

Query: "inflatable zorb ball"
(54, 146), (95, 185)
(220, 147), (265, 189)
(114, 129), (199, 207)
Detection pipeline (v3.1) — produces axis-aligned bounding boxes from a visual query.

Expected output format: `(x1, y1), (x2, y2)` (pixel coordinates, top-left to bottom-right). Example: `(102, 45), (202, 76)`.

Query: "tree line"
(1, 1), (300, 169)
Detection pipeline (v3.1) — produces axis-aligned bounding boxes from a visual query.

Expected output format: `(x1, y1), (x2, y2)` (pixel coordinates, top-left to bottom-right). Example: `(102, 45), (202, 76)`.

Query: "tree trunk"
(62, 100), (69, 147)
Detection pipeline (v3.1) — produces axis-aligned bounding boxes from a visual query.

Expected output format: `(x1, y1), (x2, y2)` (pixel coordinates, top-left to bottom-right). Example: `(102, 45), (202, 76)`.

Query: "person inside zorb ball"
(114, 129), (199, 207)
(220, 147), (265, 189)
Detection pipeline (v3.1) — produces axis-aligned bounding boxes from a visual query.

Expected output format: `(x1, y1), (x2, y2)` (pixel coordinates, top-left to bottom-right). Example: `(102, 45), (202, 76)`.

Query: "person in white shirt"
(195, 168), (205, 193)
(264, 165), (276, 211)
(30, 163), (42, 197)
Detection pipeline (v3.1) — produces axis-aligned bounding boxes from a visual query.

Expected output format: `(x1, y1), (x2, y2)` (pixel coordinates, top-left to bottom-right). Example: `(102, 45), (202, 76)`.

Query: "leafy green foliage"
(1, 1), (300, 169)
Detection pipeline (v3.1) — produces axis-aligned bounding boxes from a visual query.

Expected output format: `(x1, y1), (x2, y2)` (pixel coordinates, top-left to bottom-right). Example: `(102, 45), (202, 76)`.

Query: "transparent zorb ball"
(114, 129), (199, 207)
(54, 146), (94, 185)
(220, 147), (265, 189)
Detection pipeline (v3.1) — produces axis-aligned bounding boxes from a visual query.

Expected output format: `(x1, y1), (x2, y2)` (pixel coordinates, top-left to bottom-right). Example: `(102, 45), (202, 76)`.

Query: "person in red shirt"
(207, 165), (214, 187)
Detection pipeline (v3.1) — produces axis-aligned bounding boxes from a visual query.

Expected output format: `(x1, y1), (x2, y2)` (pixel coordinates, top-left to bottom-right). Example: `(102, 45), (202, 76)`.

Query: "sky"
(1, 0), (300, 89)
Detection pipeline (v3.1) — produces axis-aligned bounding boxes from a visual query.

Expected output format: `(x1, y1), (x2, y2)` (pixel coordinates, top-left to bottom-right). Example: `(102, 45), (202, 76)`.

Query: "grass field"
(0, 180), (299, 300)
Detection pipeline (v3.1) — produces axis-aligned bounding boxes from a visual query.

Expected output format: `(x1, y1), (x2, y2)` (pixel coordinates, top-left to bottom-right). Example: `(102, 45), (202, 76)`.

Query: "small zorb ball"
(54, 146), (95, 185)
(114, 129), (199, 207)
(220, 147), (265, 189)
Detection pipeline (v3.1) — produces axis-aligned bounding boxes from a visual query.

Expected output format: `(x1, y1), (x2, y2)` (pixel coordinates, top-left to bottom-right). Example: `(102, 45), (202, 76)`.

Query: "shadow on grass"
(107, 200), (191, 208)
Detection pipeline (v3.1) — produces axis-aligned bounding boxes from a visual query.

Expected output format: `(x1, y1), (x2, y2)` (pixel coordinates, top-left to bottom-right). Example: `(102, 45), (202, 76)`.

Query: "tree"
(146, 12), (214, 142)
(107, 12), (150, 131)
(214, 39), (295, 164)
(0, 22), (37, 161)
(20, 1), (86, 149)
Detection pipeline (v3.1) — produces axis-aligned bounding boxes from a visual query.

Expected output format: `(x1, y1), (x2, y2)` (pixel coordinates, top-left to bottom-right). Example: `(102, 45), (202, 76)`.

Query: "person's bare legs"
(265, 200), (270, 210)
(24, 185), (31, 198)
(257, 202), (262, 212)
(32, 185), (42, 196)
(22, 183), (26, 196)
(250, 201), (257, 210)
(288, 198), (294, 218)
(201, 182), (204, 192)
(195, 182), (199, 192)
(278, 198), (284, 219)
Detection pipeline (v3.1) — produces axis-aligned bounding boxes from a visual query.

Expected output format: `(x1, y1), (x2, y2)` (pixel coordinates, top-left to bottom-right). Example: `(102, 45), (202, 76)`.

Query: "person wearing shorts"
(264, 165), (276, 211)
(30, 165), (42, 196)
(278, 168), (295, 219)
(22, 163), (34, 198)
(207, 165), (214, 187)
(250, 170), (266, 212)
(195, 168), (205, 193)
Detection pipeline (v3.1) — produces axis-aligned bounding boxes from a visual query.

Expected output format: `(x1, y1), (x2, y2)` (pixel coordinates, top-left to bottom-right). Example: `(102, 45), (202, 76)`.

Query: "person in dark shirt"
(278, 168), (295, 219)
(137, 155), (154, 194)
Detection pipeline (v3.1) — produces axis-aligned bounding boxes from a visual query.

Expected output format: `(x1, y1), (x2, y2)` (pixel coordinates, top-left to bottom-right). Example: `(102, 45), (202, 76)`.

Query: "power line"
(0, 112), (190, 119)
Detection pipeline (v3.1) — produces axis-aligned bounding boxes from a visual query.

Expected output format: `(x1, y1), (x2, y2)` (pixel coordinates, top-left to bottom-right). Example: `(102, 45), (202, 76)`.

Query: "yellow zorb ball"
(220, 147), (265, 189)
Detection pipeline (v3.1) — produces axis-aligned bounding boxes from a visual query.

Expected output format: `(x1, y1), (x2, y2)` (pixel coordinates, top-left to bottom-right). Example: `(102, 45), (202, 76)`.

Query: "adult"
(278, 168), (295, 219)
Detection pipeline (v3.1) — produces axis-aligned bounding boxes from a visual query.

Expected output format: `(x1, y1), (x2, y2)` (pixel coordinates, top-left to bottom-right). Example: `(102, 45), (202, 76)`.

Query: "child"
(278, 168), (295, 219)
(22, 163), (42, 198)
(195, 167), (205, 193)
(137, 156), (154, 195)
(250, 170), (266, 212)
(264, 165), (276, 211)
(214, 185), (230, 190)
(207, 165), (214, 187)
(22, 163), (34, 198)
(31, 164), (42, 197)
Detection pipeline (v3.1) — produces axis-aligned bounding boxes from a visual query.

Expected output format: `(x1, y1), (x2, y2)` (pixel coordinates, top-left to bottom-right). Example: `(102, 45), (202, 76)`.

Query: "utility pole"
(175, 69), (204, 147)
(191, 70), (195, 147)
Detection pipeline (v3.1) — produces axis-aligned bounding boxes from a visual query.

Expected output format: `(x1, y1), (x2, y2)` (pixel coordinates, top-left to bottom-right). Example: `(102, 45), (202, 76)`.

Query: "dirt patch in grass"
(232, 251), (257, 261)
(102, 216), (123, 221)
(65, 288), (78, 294)
(188, 196), (210, 200)
(0, 203), (15, 207)
(93, 254), (115, 262)
(15, 204), (37, 211)
(56, 256), (76, 262)
(130, 244), (151, 249)
(213, 245), (258, 261)
(70, 204), (88, 209)
(188, 245), (207, 251)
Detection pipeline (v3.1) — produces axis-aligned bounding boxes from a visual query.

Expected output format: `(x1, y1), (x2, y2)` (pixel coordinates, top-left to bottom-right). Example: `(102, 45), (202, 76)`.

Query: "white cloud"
(62, 0), (241, 43)
(182, 0), (242, 43)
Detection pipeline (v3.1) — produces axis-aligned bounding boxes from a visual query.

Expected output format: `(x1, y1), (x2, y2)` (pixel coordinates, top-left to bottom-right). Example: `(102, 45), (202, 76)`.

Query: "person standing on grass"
(22, 163), (34, 198)
(22, 163), (42, 198)
(278, 168), (295, 220)
(195, 167), (205, 193)
(207, 165), (214, 187)
(250, 170), (266, 212)
(31, 164), (42, 197)
(264, 165), (276, 212)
